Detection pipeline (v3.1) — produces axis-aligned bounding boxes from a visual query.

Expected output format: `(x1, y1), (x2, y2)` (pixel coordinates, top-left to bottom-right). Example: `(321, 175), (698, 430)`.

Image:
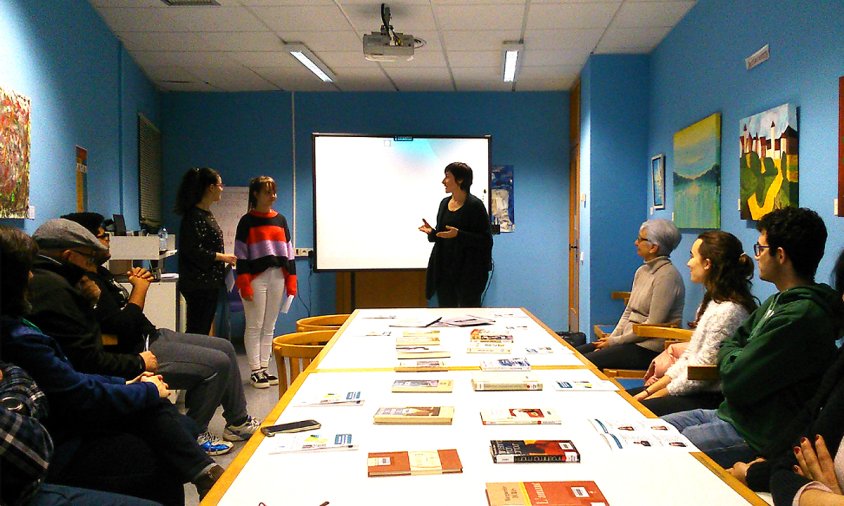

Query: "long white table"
(205, 308), (768, 506)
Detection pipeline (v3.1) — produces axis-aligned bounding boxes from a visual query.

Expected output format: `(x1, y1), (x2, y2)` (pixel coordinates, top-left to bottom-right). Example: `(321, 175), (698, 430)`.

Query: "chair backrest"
(632, 323), (691, 342)
(272, 330), (335, 397)
(295, 314), (350, 332)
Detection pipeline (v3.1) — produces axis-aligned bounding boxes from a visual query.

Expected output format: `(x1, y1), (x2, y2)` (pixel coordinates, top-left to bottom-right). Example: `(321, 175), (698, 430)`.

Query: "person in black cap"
(28, 217), (259, 456)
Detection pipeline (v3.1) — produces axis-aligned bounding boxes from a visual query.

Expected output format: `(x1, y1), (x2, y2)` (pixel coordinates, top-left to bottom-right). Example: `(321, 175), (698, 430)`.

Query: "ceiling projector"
(363, 31), (414, 62)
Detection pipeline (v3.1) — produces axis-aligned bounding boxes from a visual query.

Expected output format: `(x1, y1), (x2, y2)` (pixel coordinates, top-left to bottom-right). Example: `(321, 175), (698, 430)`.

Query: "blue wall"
(580, 55), (651, 336)
(161, 91), (570, 334)
(0, 0), (159, 232)
(648, 0), (844, 323)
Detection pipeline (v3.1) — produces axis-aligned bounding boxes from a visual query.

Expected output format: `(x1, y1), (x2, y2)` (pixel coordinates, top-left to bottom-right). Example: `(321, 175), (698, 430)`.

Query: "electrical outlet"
(295, 247), (313, 257)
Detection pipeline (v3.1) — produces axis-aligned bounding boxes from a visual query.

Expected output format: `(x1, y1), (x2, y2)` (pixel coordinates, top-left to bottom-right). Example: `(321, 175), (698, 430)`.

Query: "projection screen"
(313, 134), (491, 271)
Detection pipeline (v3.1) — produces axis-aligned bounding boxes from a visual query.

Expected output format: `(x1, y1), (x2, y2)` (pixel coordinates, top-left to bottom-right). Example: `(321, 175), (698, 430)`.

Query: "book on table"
(373, 406), (455, 425)
(295, 390), (364, 406)
(367, 449), (463, 477)
(396, 332), (441, 346)
(524, 346), (554, 354)
(485, 481), (609, 506)
(480, 408), (560, 425)
(467, 342), (513, 354)
(472, 373), (543, 391)
(391, 379), (454, 393)
(396, 347), (451, 360)
(470, 328), (515, 343)
(389, 316), (443, 328)
(489, 439), (580, 463)
(553, 379), (617, 391)
(268, 433), (357, 454)
(590, 418), (694, 450)
(395, 359), (448, 372)
(480, 358), (531, 371)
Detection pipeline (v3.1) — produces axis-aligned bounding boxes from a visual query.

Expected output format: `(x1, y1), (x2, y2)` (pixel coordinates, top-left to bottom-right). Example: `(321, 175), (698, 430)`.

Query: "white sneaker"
(197, 431), (233, 456)
(224, 416), (262, 442)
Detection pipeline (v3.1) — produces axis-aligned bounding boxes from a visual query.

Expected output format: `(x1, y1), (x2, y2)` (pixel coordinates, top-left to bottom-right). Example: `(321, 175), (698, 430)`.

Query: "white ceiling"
(89, 0), (696, 93)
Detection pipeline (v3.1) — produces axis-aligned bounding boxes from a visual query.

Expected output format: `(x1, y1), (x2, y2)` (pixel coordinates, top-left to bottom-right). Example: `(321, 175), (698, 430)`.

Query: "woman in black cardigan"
(418, 162), (493, 308)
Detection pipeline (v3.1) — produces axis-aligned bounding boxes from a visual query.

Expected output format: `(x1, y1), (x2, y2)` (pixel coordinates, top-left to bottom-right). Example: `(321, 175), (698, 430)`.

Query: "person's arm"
(281, 217), (298, 297)
(719, 302), (835, 407)
(605, 269), (644, 346)
(234, 215), (255, 299)
(29, 274), (146, 379)
(126, 267), (154, 309)
(455, 197), (493, 250)
(0, 406), (52, 505)
(3, 331), (160, 423)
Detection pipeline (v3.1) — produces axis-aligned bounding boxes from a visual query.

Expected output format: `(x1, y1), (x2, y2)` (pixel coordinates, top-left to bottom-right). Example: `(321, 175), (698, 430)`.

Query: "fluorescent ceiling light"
(501, 42), (523, 83)
(284, 43), (336, 83)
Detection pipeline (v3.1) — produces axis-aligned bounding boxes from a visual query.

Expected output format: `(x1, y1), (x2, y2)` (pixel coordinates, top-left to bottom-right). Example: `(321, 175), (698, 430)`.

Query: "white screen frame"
(313, 134), (491, 271)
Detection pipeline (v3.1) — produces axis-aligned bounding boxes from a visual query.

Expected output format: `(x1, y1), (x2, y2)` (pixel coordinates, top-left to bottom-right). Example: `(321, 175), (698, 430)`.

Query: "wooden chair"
(688, 365), (719, 381)
(272, 330), (334, 397)
(295, 314), (350, 332)
(602, 323), (691, 379)
(592, 291), (631, 339)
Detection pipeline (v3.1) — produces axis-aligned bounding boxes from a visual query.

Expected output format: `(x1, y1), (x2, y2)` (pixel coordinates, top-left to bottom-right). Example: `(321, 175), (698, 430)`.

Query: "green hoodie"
(717, 283), (841, 452)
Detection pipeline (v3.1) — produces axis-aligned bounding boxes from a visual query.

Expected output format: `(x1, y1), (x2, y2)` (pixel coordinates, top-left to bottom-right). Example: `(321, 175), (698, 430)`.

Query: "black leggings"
(575, 342), (660, 371)
(182, 288), (219, 335)
(627, 387), (725, 417)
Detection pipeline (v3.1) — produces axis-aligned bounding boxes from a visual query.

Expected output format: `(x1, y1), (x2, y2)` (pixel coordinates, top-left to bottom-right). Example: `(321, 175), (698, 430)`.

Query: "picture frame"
(651, 154), (666, 210)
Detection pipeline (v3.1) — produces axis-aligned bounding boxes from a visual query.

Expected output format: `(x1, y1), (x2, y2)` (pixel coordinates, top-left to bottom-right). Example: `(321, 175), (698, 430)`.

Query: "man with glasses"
(663, 207), (842, 468)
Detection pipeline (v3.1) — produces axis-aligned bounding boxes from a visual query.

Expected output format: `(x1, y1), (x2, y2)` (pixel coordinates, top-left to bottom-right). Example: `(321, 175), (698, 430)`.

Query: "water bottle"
(158, 226), (168, 252)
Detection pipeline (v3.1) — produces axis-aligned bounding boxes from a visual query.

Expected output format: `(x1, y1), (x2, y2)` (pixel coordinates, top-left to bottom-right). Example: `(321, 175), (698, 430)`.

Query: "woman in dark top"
(418, 162), (493, 307)
(175, 167), (237, 335)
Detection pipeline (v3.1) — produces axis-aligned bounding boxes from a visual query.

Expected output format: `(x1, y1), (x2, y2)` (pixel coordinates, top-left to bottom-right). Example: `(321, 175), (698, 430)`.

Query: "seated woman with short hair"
(576, 219), (685, 371)
(629, 231), (756, 416)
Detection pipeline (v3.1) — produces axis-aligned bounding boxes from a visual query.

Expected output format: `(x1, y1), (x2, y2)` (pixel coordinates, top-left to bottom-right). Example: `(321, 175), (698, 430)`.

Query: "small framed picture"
(651, 154), (666, 210)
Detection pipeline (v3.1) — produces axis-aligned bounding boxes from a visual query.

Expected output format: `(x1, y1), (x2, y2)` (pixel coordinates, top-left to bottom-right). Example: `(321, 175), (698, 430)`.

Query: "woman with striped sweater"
(235, 176), (297, 389)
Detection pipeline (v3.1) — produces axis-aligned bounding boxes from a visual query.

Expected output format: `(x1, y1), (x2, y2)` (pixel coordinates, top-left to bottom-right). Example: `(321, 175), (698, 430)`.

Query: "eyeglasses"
(753, 243), (771, 256)
(96, 233), (110, 241)
(71, 249), (99, 266)
(214, 182), (225, 188)
(636, 235), (651, 243)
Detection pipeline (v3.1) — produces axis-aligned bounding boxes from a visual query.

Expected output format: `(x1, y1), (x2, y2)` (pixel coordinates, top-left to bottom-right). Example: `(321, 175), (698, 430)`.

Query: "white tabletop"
(212, 308), (764, 506)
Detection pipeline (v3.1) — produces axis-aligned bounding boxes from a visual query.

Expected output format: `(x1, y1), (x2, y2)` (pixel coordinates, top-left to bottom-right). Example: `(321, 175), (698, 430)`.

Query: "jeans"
(576, 342), (659, 370)
(30, 483), (162, 506)
(182, 288), (219, 335)
(662, 409), (756, 468)
(151, 328), (248, 430)
(241, 268), (285, 371)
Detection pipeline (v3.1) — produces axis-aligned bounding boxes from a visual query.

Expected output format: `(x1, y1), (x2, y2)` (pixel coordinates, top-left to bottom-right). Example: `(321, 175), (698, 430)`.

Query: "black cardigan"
(424, 193), (493, 300)
(177, 206), (227, 293)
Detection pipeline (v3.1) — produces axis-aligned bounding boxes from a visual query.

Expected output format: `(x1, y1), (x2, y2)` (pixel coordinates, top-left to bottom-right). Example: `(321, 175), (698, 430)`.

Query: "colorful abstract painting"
(0, 87), (31, 218)
(673, 113), (721, 229)
(491, 164), (514, 232)
(739, 103), (798, 220)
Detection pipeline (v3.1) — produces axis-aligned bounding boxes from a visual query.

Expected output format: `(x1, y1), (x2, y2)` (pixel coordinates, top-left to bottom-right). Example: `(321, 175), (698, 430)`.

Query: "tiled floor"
(184, 341), (281, 505)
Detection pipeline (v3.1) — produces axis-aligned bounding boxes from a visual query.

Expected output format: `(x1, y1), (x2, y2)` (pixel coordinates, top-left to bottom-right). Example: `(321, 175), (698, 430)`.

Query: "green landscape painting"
(739, 103), (798, 220)
(673, 113), (721, 229)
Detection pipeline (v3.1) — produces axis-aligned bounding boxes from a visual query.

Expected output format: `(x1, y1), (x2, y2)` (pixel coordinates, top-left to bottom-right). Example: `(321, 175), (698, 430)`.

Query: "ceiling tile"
(165, 6), (268, 32)
(331, 67), (397, 92)
(597, 26), (671, 51)
(522, 48), (589, 66)
(447, 50), (500, 68)
(376, 48), (448, 67)
(140, 65), (198, 82)
(613, 1), (696, 28)
(384, 66), (455, 91)
(433, 5), (525, 31)
(198, 32), (283, 51)
(317, 51), (377, 68)
(455, 78), (515, 92)
(159, 81), (219, 92)
(227, 51), (300, 67)
(515, 76), (577, 91)
(523, 28), (604, 51)
(132, 50), (243, 67)
(250, 5), (351, 32)
(342, 3), (437, 32)
(183, 66), (279, 91)
(441, 30), (522, 52)
(279, 31), (363, 52)
(95, 7), (184, 32)
(526, 3), (619, 29)
(117, 31), (208, 52)
(252, 65), (339, 91)
(519, 64), (583, 79)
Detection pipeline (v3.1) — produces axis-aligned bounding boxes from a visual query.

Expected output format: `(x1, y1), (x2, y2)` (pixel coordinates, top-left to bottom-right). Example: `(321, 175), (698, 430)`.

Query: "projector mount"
(377, 3), (424, 49)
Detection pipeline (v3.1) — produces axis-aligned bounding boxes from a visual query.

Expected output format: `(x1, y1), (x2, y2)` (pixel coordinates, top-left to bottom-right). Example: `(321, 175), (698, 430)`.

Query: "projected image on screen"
(313, 134), (491, 270)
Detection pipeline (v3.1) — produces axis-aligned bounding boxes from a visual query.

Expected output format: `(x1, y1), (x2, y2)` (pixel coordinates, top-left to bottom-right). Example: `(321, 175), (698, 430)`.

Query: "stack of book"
(472, 373), (543, 391)
(373, 406), (455, 425)
(396, 330), (450, 359)
(489, 439), (581, 463)
(391, 379), (454, 393)
(480, 408), (559, 425)
(485, 481), (608, 505)
(367, 449), (463, 477)
(480, 358), (531, 371)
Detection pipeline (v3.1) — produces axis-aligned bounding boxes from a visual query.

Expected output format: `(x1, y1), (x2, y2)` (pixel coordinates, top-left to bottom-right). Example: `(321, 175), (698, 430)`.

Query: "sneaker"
(250, 370), (269, 389)
(262, 370), (279, 386)
(224, 415), (262, 442)
(197, 431), (233, 456)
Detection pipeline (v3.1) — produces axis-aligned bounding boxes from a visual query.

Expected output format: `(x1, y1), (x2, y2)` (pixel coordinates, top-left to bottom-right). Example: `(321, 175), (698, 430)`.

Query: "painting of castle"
(739, 103), (798, 220)
(673, 112), (721, 229)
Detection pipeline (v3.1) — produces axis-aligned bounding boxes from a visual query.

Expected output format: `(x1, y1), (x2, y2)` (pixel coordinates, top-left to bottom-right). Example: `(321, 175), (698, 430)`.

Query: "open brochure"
(268, 433), (357, 453)
(554, 379), (617, 391)
(590, 418), (693, 451)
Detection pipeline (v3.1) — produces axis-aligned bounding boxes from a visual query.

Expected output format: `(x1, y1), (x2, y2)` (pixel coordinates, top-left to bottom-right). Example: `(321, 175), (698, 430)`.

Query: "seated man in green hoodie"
(663, 207), (842, 468)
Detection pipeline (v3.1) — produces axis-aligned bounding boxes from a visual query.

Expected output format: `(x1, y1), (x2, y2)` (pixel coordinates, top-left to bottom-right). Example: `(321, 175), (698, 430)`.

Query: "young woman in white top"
(631, 230), (757, 416)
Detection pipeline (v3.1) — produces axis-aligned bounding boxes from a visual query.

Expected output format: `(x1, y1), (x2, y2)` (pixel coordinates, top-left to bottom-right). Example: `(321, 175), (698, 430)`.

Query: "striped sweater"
(234, 210), (297, 299)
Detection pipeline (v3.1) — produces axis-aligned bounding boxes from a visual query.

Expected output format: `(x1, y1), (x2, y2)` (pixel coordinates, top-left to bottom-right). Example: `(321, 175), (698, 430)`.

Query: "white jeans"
(241, 267), (285, 371)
